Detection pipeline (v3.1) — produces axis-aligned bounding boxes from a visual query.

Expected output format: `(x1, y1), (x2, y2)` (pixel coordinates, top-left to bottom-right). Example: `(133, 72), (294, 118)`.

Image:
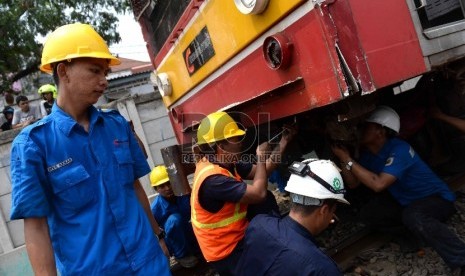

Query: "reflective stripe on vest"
(192, 201), (246, 229)
(191, 159), (249, 261)
(191, 163), (246, 229)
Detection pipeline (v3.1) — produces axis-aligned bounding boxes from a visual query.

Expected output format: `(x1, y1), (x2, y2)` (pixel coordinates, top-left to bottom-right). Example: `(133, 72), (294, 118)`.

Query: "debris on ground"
(171, 186), (465, 275)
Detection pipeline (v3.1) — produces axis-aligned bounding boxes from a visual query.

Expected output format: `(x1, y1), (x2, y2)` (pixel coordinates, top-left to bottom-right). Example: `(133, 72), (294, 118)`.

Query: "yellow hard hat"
(150, 166), (170, 187)
(197, 111), (246, 145)
(38, 84), (57, 98)
(40, 23), (121, 73)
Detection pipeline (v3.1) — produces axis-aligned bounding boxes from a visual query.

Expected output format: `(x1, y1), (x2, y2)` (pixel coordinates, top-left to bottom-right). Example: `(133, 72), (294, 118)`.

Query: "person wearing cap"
(9, 23), (170, 275)
(150, 165), (199, 268)
(192, 111), (296, 275)
(332, 105), (465, 273)
(38, 84), (57, 116)
(0, 106), (14, 131)
(236, 159), (348, 275)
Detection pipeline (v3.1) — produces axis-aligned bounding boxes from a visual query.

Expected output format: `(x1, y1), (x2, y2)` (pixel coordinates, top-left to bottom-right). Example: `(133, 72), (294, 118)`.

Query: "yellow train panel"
(158, 0), (305, 107)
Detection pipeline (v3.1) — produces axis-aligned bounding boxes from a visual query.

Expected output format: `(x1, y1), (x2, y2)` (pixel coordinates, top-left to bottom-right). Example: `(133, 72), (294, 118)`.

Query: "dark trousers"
(361, 192), (465, 269)
(402, 196), (465, 269)
(210, 191), (279, 275)
(209, 239), (244, 276)
(164, 213), (200, 258)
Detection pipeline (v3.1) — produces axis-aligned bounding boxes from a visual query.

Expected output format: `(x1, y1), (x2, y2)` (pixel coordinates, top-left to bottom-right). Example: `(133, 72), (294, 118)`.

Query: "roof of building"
(108, 57), (153, 80)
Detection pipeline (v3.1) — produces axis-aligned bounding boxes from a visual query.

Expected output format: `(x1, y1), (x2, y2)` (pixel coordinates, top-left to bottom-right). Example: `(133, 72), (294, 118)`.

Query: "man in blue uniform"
(9, 23), (170, 275)
(332, 105), (465, 274)
(236, 159), (349, 275)
(150, 165), (199, 268)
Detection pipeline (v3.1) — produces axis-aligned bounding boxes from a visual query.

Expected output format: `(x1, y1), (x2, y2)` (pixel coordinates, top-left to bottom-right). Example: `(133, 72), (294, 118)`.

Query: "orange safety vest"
(191, 158), (248, 262)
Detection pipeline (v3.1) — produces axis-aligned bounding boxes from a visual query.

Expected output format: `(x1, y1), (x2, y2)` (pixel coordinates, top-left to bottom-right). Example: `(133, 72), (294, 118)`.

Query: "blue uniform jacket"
(150, 194), (191, 228)
(237, 215), (342, 276)
(10, 105), (170, 275)
(359, 138), (455, 206)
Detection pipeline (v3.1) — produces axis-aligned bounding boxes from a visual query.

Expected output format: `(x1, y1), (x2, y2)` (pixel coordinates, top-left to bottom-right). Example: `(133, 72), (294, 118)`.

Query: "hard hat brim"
(151, 177), (170, 187)
(40, 54), (121, 73)
(197, 128), (246, 145)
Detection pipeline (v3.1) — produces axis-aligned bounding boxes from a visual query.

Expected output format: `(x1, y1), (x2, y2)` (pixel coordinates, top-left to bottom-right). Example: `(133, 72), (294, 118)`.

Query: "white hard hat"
(365, 106), (400, 133)
(285, 159), (349, 205)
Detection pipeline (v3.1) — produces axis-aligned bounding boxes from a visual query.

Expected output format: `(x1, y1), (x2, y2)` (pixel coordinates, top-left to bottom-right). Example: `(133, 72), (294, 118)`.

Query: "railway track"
(170, 175), (465, 275)
(327, 173), (465, 275)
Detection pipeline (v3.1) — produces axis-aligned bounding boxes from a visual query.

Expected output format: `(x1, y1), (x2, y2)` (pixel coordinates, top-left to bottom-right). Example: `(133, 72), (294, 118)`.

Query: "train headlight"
(263, 33), (293, 70)
(151, 72), (172, 97)
(234, 0), (269, 14)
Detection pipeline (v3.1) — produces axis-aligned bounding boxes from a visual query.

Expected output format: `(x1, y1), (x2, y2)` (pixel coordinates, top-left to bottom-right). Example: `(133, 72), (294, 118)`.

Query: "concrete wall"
(0, 91), (175, 273)
(110, 93), (177, 195)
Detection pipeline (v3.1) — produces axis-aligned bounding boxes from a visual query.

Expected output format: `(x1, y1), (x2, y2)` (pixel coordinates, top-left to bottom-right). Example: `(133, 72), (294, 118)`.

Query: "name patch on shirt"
(113, 139), (129, 146)
(47, 158), (73, 172)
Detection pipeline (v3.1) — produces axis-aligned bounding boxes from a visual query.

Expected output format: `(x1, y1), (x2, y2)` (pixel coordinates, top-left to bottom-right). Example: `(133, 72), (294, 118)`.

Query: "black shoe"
(176, 255), (199, 268)
(452, 265), (465, 276)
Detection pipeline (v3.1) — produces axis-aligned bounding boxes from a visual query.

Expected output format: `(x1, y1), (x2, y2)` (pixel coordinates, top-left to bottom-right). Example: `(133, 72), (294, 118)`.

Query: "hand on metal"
(256, 141), (271, 162)
(331, 144), (350, 162)
(279, 123), (298, 144)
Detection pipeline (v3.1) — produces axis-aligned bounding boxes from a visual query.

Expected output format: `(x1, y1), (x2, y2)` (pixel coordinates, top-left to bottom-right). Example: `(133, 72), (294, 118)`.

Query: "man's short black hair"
(383, 126), (398, 138)
(15, 95), (28, 105)
(290, 198), (338, 216)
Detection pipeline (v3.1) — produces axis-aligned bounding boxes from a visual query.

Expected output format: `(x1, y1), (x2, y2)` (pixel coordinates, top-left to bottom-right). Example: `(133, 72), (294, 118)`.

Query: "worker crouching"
(332, 106), (465, 274)
(237, 159), (349, 275)
(150, 165), (200, 268)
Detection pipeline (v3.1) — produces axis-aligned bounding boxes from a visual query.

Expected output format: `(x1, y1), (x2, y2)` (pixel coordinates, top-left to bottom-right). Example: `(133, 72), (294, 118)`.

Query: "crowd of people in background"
(1, 83), (57, 132)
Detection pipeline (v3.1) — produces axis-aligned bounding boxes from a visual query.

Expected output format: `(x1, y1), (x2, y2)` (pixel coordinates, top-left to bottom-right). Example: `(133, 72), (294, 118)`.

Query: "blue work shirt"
(150, 194), (191, 228)
(236, 215), (342, 276)
(10, 105), (170, 275)
(359, 138), (455, 206)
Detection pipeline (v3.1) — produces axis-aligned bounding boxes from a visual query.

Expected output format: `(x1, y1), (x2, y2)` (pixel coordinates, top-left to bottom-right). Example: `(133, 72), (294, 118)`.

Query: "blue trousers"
(402, 196), (465, 269)
(269, 170), (287, 192)
(361, 193), (465, 269)
(164, 213), (199, 259)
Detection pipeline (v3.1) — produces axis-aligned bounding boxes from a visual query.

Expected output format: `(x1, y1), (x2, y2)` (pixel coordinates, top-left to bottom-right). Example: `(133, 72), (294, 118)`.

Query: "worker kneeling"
(236, 159), (349, 275)
(150, 166), (200, 268)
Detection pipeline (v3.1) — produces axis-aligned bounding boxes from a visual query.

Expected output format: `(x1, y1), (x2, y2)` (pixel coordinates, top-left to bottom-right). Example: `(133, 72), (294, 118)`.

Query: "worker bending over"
(332, 106), (465, 274)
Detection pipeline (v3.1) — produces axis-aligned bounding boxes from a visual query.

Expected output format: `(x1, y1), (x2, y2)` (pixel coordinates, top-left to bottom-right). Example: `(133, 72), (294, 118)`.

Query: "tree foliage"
(0, 0), (131, 93)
